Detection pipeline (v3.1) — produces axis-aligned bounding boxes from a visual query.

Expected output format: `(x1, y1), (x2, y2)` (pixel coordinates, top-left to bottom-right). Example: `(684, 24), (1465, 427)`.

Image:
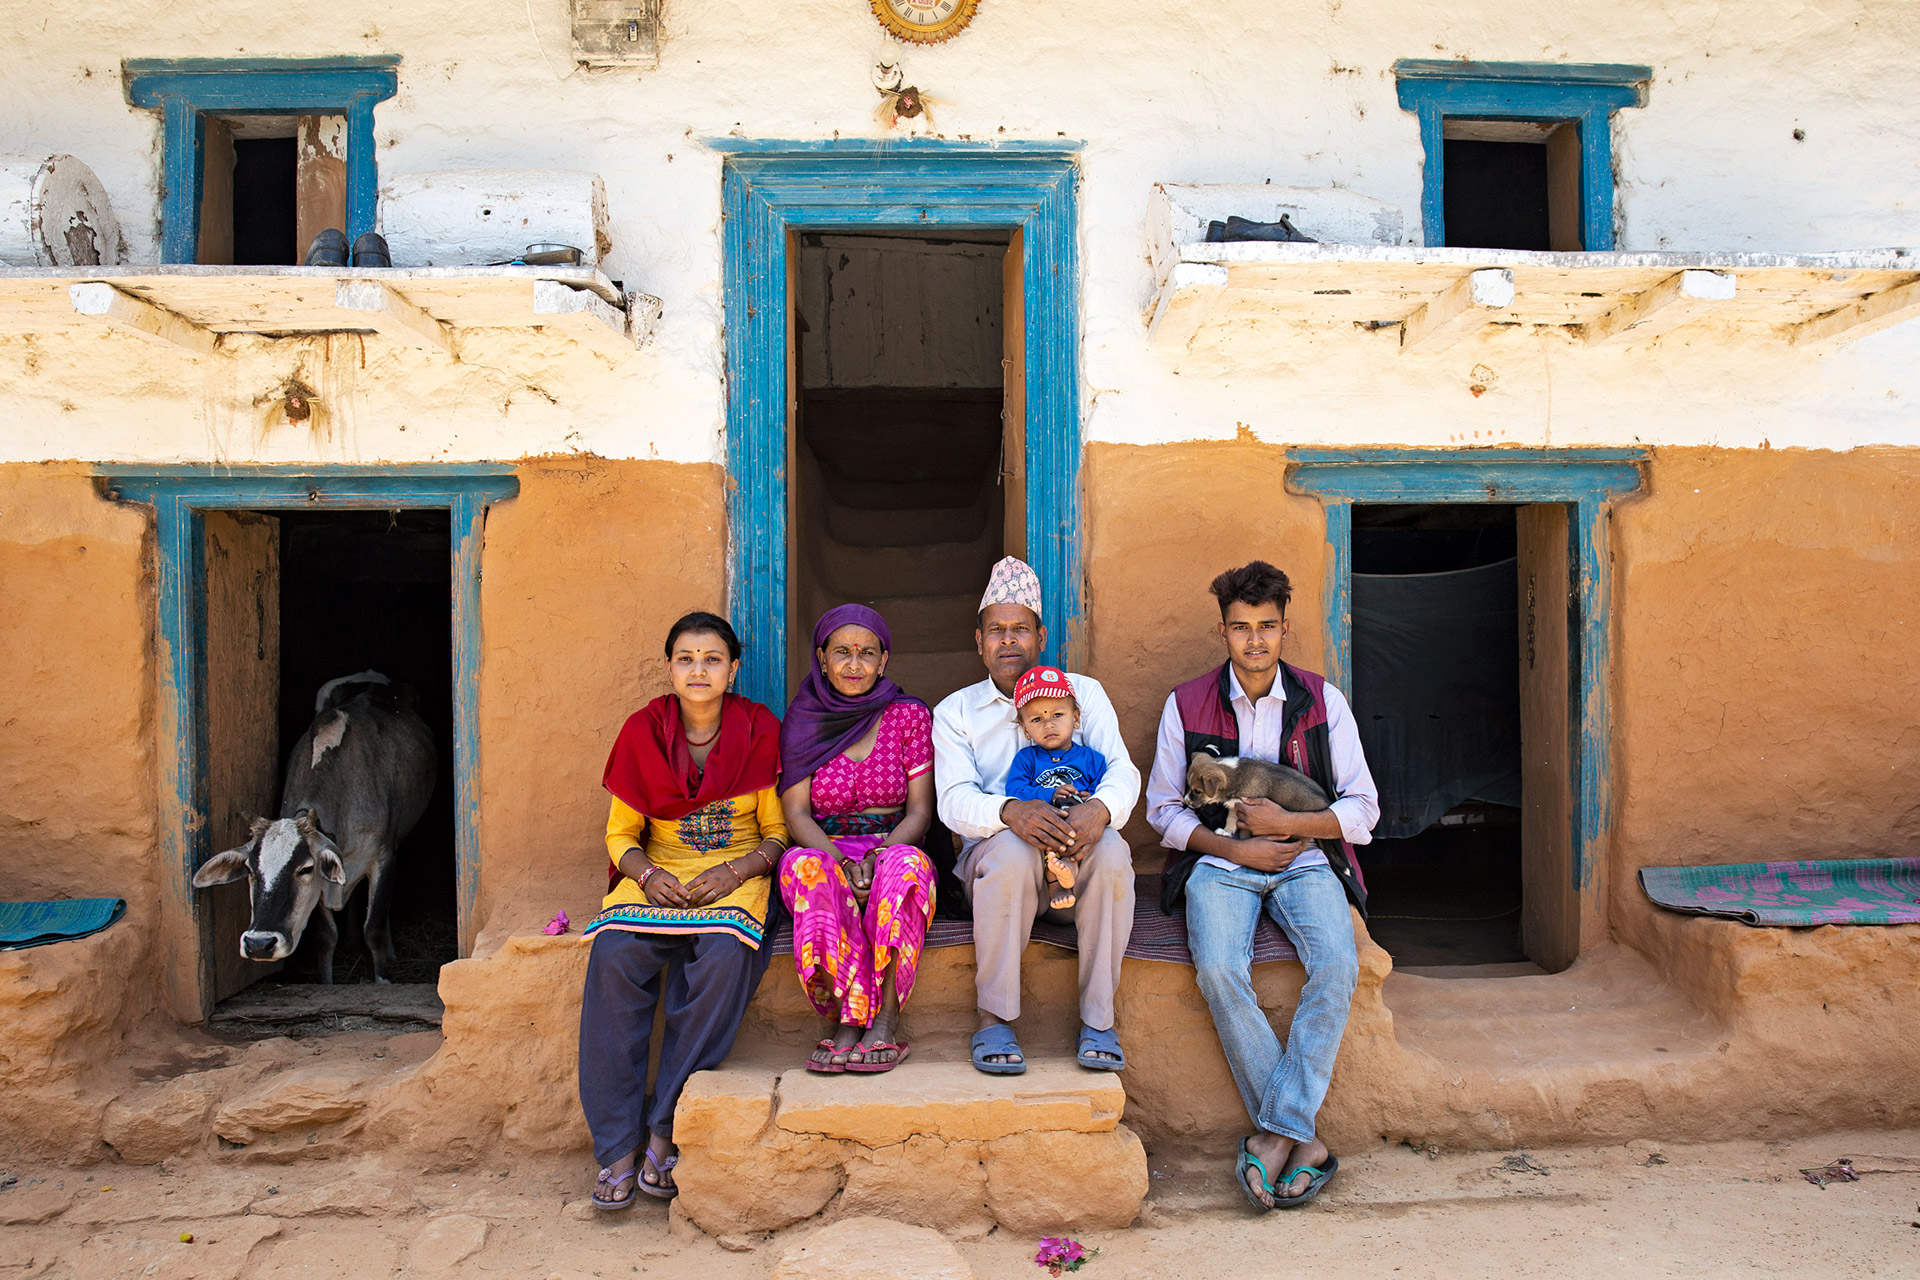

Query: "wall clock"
(869, 0), (980, 44)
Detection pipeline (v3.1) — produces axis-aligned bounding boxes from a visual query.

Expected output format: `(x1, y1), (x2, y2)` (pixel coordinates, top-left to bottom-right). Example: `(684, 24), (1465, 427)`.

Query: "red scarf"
(601, 694), (782, 885)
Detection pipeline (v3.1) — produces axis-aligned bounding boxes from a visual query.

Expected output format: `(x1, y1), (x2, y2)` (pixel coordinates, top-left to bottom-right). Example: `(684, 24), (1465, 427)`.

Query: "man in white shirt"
(934, 556), (1141, 1075)
(1144, 561), (1379, 1210)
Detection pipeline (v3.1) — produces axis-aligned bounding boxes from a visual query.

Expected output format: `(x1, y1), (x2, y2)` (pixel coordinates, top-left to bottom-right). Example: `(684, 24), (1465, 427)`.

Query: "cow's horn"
(293, 808), (316, 834)
(246, 813), (271, 839)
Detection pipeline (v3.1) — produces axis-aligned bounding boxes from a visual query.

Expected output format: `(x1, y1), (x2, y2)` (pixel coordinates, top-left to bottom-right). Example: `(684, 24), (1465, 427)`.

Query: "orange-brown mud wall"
(1083, 442), (1920, 906)
(0, 464), (156, 1159)
(471, 458), (729, 942)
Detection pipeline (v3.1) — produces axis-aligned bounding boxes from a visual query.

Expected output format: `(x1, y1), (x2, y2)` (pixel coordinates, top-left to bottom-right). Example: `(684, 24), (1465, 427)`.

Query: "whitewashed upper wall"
(0, 0), (1917, 462)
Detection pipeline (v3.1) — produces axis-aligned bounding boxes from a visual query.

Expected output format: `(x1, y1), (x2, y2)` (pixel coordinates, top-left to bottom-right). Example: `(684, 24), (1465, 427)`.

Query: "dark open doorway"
(1350, 504), (1528, 970)
(204, 509), (456, 1015)
(789, 228), (1015, 707)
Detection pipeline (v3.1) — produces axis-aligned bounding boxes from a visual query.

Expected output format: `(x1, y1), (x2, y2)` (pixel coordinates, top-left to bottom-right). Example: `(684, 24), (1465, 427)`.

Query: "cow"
(192, 671), (438, 984)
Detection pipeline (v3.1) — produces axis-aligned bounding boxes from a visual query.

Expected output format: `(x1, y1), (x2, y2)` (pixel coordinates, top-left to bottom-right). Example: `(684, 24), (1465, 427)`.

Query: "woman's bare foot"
(851, 1005), (902, 1066)
(594, 1148), (639, 1206)
(808, 1020), (863, 1070)
(638, 1133), (679, 1197)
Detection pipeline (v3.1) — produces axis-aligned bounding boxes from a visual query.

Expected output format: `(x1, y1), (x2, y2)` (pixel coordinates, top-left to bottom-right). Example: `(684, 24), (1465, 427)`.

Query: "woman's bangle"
(637, 864), (661, 892)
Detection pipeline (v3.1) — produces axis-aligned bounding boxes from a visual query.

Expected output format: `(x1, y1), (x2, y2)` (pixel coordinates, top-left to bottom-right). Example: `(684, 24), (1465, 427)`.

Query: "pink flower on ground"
(543, 908), (571, 936)
(1034, 1236), (1095, 1275)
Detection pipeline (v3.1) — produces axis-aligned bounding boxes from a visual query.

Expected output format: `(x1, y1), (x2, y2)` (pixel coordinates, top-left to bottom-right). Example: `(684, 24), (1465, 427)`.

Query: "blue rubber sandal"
(1235, 1139), (1278, 1212)
(1271, 1154), (1338, 1209)
(1076, 1024), (1126, 1071)
(970, 1024), (1027, 1075)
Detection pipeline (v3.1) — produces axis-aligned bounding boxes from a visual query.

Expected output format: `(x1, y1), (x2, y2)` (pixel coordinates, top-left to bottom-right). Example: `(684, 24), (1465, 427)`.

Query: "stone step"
(673, 1054), (1146, 1237)
(809, 531), (999, 601)
(821, 488), (996, 548)
(873, 649), (984, 707)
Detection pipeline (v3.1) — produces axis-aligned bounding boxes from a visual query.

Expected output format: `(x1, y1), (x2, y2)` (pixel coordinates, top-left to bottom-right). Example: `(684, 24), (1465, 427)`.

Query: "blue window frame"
(102, 465), (516, 1022)
(1394, 60), (1651, 250)
(1286, 448), (1645, 930)
(714, 139), (1082, 708)
(125, 57), (400, 264)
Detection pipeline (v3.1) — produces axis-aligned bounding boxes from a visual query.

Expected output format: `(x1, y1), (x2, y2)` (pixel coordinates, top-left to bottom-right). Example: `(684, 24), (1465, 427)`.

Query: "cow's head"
(192, 810), (346, 961)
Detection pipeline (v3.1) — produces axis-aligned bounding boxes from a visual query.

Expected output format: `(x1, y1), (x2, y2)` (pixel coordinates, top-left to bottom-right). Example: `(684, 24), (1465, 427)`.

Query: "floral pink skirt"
(778, 830), (935, 1027)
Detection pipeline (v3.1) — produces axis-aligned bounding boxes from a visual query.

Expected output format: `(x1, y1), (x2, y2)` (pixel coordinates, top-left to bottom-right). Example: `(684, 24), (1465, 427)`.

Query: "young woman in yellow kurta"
(576, 612), (786, 1211)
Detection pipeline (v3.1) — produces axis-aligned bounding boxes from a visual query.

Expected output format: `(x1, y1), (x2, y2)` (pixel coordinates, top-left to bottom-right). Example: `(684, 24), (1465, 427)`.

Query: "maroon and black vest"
(1161, 660), (1369, 917)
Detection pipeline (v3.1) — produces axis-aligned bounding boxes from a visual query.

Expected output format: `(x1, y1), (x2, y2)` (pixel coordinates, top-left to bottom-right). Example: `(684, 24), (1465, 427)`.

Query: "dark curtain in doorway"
(1352, 558), (1522, 839)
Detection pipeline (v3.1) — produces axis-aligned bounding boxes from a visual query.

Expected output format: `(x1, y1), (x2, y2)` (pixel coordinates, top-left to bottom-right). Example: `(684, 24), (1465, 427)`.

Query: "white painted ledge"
(0, 265), (657, 361)
(1144, 232), (1920, 358)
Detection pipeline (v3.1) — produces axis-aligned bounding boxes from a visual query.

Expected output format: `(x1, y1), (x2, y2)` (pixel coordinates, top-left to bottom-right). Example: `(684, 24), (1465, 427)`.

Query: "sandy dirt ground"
(4, 1128), (1917, 1279)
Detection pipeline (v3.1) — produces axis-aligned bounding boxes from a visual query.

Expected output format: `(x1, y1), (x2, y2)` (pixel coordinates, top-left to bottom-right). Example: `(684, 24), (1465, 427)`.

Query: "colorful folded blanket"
(766, 874), (1299, 965)
(1639, 858), (1920, 927)
(0, 897), (127, 950)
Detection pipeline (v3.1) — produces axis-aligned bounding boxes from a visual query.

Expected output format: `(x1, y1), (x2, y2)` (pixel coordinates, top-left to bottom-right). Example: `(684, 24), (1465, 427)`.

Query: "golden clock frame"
(869, 0), (980, 45)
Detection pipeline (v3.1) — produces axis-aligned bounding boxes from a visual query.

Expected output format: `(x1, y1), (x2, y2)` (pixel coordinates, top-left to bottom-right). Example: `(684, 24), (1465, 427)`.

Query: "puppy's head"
(1185, 753), (1232, 808)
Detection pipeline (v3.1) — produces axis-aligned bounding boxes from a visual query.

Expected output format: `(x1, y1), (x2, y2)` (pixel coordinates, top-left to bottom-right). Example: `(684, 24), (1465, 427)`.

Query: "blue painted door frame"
(715, 140), (1081, 707)
(125, 57), (400, 264)
(103, 465), (517, 1022)
(1286, 448), (1646, 925)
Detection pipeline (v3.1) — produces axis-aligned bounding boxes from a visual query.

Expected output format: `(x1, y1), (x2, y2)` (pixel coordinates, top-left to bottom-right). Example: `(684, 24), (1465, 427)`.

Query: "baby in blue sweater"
(1007, 665), (1108, 910)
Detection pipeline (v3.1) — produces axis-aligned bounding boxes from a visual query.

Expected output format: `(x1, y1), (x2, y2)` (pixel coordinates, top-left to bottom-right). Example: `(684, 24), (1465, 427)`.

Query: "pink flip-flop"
(844, 1041), (911, 1074)
(805, 1038), (848, 1074)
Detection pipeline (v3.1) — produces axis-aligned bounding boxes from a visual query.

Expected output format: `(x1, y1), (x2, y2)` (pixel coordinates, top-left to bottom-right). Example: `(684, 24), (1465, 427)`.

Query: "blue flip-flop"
(1076, 1023), (1126, 1071)
(1236, 1141), (1338, 1211)
(1271, 1154), (1338, 1209)
(970, 1024), (1027, 1075)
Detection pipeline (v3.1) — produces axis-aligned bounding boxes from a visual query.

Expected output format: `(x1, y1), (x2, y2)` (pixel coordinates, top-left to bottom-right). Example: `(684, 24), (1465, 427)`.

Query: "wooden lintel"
(1790, 274), (1920, 348)
(533, 278), (635, 359)
(1399, 268), (1514, 353)
(333, 280), (454, 356)
(68, 282), (221, 358)
(1582, 269), (1735, 345)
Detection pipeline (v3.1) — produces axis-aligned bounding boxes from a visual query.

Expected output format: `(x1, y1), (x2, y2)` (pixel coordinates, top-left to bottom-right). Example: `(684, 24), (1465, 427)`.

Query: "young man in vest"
(1144, 560), (1379, 1210)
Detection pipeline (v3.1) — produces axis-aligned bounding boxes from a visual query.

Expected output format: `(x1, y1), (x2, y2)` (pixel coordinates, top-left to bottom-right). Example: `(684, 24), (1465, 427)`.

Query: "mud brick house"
(3, 0), (1918, 1238)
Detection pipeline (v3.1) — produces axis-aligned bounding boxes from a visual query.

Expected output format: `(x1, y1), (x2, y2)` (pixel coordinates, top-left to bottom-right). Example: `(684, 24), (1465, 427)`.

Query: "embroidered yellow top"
(587, 788), (786, 949)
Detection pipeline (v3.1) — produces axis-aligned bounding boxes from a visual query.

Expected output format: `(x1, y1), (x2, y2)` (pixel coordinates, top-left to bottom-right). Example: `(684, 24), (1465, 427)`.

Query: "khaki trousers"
(957, 827), (1135, 1030)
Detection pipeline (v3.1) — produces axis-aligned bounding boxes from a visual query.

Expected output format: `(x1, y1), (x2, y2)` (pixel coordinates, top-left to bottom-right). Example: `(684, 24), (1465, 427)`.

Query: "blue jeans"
(1186, 859), (1359, 1143)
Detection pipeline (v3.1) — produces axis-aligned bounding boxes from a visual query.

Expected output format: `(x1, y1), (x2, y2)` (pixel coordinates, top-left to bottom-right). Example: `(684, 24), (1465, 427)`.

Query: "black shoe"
(350, 232), (392, 268)
(303, 228), (349, 266)
(1205, 214), (1317, 244)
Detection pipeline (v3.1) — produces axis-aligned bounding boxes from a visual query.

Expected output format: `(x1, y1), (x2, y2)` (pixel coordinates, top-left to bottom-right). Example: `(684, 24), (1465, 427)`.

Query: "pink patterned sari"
(777, 699), (936, 1027)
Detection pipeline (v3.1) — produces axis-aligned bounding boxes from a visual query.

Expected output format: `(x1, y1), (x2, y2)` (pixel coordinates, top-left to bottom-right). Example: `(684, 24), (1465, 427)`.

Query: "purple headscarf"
(779, 604), (921, 793)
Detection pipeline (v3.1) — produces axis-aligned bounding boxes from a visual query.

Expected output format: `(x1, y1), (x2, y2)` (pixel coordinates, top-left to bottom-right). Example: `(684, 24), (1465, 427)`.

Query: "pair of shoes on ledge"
(303, 229), (392, 267)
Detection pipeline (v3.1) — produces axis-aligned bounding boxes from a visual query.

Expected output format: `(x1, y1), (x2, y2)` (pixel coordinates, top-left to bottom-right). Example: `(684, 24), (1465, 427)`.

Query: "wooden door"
(295, 115), (348, 255)
(1000, 228), (1027, 561)
(204, 511), (282, 1002)
(196, 118), (236, 266)
(1517, 504), (1577, 971)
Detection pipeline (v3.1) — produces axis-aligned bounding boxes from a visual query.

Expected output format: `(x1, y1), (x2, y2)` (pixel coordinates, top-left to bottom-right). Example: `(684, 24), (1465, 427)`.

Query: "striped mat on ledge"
(766, 873), (1299, 966)
(1639, 857), (1920, 927)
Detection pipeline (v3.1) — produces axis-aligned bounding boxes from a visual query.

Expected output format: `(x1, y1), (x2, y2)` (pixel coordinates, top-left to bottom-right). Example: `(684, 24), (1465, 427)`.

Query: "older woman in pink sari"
(778, 604), (936, 1074)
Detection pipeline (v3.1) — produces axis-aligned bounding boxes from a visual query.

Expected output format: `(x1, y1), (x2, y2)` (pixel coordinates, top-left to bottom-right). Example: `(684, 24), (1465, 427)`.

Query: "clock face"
(871, 0), (979, 44)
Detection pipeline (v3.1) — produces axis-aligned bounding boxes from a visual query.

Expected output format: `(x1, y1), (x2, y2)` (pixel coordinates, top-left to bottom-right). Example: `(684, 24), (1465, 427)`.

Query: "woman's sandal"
(805, 1037), (849, 1074)
(636, 1148), (679, 1201)
(591, 1164), (638, 1211)
(844, 1040), (911, 1074)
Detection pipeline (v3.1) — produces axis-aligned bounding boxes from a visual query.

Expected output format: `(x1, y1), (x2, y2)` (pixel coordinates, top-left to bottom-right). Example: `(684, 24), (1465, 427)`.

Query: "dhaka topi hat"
(979, 555), (1043, 620)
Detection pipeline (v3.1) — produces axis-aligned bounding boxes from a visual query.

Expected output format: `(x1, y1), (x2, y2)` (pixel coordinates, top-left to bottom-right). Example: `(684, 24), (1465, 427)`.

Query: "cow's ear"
(315, 845), (347, 885)
(192, 847), (252, 888)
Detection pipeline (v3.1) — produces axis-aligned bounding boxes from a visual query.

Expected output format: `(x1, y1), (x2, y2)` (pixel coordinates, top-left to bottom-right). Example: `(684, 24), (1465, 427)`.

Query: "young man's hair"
(1208, 560), (1292, 618)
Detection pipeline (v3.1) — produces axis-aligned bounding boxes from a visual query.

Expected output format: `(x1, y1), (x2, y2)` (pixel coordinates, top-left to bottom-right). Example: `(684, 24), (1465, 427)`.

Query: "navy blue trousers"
(576, 928), (766, 1167)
